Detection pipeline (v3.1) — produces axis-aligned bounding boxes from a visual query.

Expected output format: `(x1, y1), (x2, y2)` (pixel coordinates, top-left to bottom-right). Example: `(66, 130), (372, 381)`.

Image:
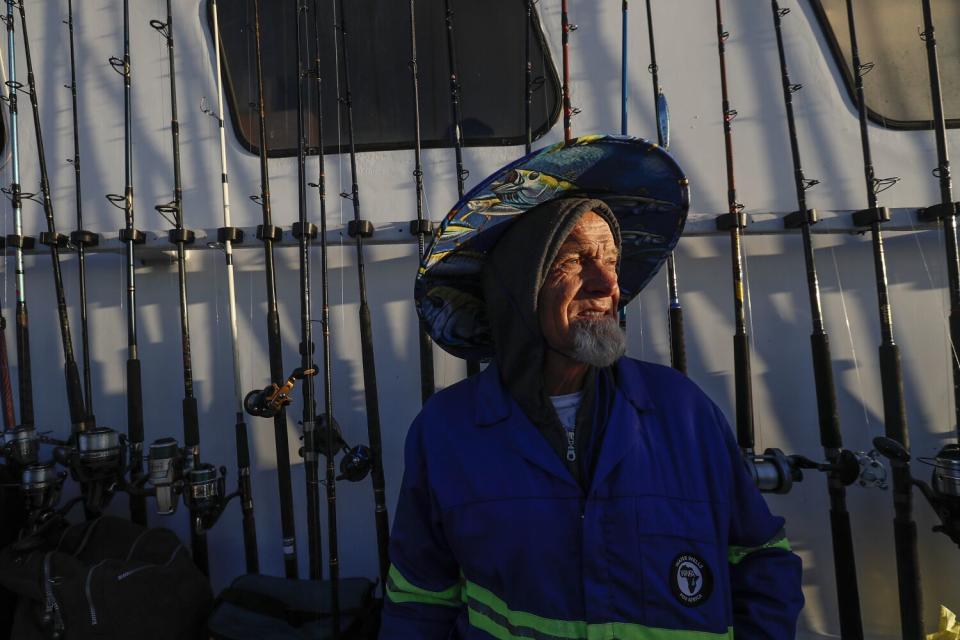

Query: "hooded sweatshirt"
(481, 197), (620, 486)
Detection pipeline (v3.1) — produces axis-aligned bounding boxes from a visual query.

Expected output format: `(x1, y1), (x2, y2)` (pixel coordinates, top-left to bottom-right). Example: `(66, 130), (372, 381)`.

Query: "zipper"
(43, 552), (65, 635)
(85, 560), (107, 627)
(565, 428), (576, 462)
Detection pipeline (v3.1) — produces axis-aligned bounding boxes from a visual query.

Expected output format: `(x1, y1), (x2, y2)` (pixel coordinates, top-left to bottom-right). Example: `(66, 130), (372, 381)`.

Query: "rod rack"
(0, 207), (946, 260)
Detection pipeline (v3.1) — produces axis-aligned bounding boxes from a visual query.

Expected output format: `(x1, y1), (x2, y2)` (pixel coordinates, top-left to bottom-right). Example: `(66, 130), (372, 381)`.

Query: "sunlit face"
(538, 212), (620, 353)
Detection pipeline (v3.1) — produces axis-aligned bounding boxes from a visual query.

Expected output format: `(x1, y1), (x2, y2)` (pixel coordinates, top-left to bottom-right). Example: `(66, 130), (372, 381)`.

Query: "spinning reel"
(53, 427), (126, 514)
(1, 424), (40, 466)
(873, 436), (960, 547)
(146, 437), (230, 533)
(299, 413), (372, 483)
(244, 367), (316, 419)
(745, 447), (887, 494)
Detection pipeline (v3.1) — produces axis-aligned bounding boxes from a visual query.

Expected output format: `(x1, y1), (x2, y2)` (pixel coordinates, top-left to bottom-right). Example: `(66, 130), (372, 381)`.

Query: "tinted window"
(209, 0), (562, 156)
(811, 0), (960, 129)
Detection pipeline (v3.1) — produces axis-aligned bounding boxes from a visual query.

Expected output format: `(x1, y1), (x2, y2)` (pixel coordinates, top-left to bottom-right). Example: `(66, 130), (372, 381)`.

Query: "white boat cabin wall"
(0, 1), (957, 638)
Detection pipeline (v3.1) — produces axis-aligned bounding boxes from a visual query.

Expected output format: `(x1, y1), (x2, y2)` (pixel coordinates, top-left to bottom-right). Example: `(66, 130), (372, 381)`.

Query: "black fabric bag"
(0, 464), (27, 638)
(0, 515), (212, 639)
(207, 573), (378, 640)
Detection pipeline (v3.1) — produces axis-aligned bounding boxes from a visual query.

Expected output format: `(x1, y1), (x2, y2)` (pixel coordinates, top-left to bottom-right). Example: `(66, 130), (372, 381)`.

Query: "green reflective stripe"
(728, 530), (792, 565)
(467, 581), (583, 638)
(385, 564), (462, 608)
(464, 580), (733, 640)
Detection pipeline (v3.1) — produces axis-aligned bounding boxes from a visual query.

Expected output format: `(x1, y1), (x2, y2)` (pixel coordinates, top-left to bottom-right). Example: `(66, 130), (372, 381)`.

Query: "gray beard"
(569, 316), (626, 367)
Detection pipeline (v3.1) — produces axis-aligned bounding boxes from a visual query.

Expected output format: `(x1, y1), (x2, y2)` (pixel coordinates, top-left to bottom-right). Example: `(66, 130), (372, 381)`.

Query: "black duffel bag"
(0, 515), (212, 639)
(207, 573), (378, 640)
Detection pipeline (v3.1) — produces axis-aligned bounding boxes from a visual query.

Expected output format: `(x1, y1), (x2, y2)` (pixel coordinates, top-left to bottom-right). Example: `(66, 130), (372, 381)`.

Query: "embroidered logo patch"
(670, 553), (713, 607)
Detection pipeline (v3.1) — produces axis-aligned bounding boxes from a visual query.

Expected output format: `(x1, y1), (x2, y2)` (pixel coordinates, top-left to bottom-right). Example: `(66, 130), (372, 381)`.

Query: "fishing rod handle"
(878, 343), (908, 446)
(828, 503), (864, 639)
(15, 304), (31, 427)
(669, 307), (686, 374)
(891, 490), (924, 640)
(126, 358), (147, 525)
(810, 332), (842, 450)
(64, 360), (86, 430)
(0, 325), (14, 428)
(733, 333), (754, 450)
(234, 415), (259, 574)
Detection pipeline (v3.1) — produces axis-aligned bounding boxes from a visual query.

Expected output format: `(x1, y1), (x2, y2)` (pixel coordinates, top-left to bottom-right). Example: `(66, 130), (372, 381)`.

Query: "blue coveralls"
(381, 358), (804, 639)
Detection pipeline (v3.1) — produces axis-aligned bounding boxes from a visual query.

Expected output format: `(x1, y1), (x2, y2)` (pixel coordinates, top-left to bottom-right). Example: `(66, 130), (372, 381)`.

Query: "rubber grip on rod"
(193, 531), (210, 577)
(733, 333), (754, 450)
(810, 332), (842, 450)
(64, 361), (85, 429)
(828, 504), (864, 639)
(235, 416), (260, 574)
(892, 511), (924, 640)
(17, 306), (33, 427)
(878, 344), (908, 445)
(182, 396), (199, 449)
(418, 324), (435, 404)
(127, 358), (147, 526)
(669, 307), (686, 374)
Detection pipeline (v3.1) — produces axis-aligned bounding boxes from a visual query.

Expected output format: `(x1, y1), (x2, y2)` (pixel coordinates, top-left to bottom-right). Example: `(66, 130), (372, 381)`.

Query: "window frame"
(205, 0), (563, 158)
(808, 0), (959, 131)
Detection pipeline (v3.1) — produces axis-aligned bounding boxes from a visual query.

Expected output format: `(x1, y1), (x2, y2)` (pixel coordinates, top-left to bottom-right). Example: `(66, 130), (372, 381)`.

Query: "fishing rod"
(712, 0), (753, 456)
(150, 0), (209, 575)
(710, 0), (798, 495)
(442, 0), (480, 377)
(65, 0), (95, 421)
(617, 1), (629, 332)
(771, 3), (863, 636)
(1, 0), (30, 431)
(917, 0), (960, 442)
(306, 0), (375, 594)
(560, 0), (576, 143)
(872, 0), (960, 564)
(337, 0), (378, 620)
(250, 0), (299, 579)
(880, 0), (960, 552)
(409, 0), (434, 405)
(208, 0), (258, 575)
(620, 1), (627, 135)
(16, 0), (87, 437)
(106, 0), (146, 526)
(843, 1), (923, 636)
(645, 0), (685, 374)
(524, 0), (533, 154)
(292, 0), (322, 581)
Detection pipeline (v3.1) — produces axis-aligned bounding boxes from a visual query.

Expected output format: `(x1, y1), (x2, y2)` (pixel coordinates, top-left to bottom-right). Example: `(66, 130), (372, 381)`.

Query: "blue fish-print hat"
(415, 134), (689, 361)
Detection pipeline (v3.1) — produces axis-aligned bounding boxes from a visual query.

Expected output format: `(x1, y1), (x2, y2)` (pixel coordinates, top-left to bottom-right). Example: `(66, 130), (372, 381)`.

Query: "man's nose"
(584, 262), (618, 296)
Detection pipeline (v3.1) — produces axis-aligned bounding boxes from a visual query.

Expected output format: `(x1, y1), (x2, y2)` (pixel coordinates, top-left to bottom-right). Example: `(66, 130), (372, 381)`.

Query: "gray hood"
(481, 197), (620, 440)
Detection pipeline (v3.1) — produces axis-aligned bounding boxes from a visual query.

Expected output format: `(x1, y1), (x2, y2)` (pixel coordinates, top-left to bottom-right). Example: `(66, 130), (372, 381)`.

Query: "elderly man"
(382, 137), (803, 639)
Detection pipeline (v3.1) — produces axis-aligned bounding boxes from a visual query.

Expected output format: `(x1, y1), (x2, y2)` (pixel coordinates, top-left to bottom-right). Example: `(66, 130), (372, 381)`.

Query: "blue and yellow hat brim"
(415, 134), (690, 361)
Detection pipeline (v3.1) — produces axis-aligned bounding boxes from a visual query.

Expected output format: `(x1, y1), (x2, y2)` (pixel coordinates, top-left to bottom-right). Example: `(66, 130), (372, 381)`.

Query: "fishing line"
(908, 226), (955, 424)
(830, 246), (871, 433)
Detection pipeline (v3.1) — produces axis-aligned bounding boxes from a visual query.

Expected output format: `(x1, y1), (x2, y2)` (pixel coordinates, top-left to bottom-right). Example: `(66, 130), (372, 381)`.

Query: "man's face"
(538, 211), (621, 354)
